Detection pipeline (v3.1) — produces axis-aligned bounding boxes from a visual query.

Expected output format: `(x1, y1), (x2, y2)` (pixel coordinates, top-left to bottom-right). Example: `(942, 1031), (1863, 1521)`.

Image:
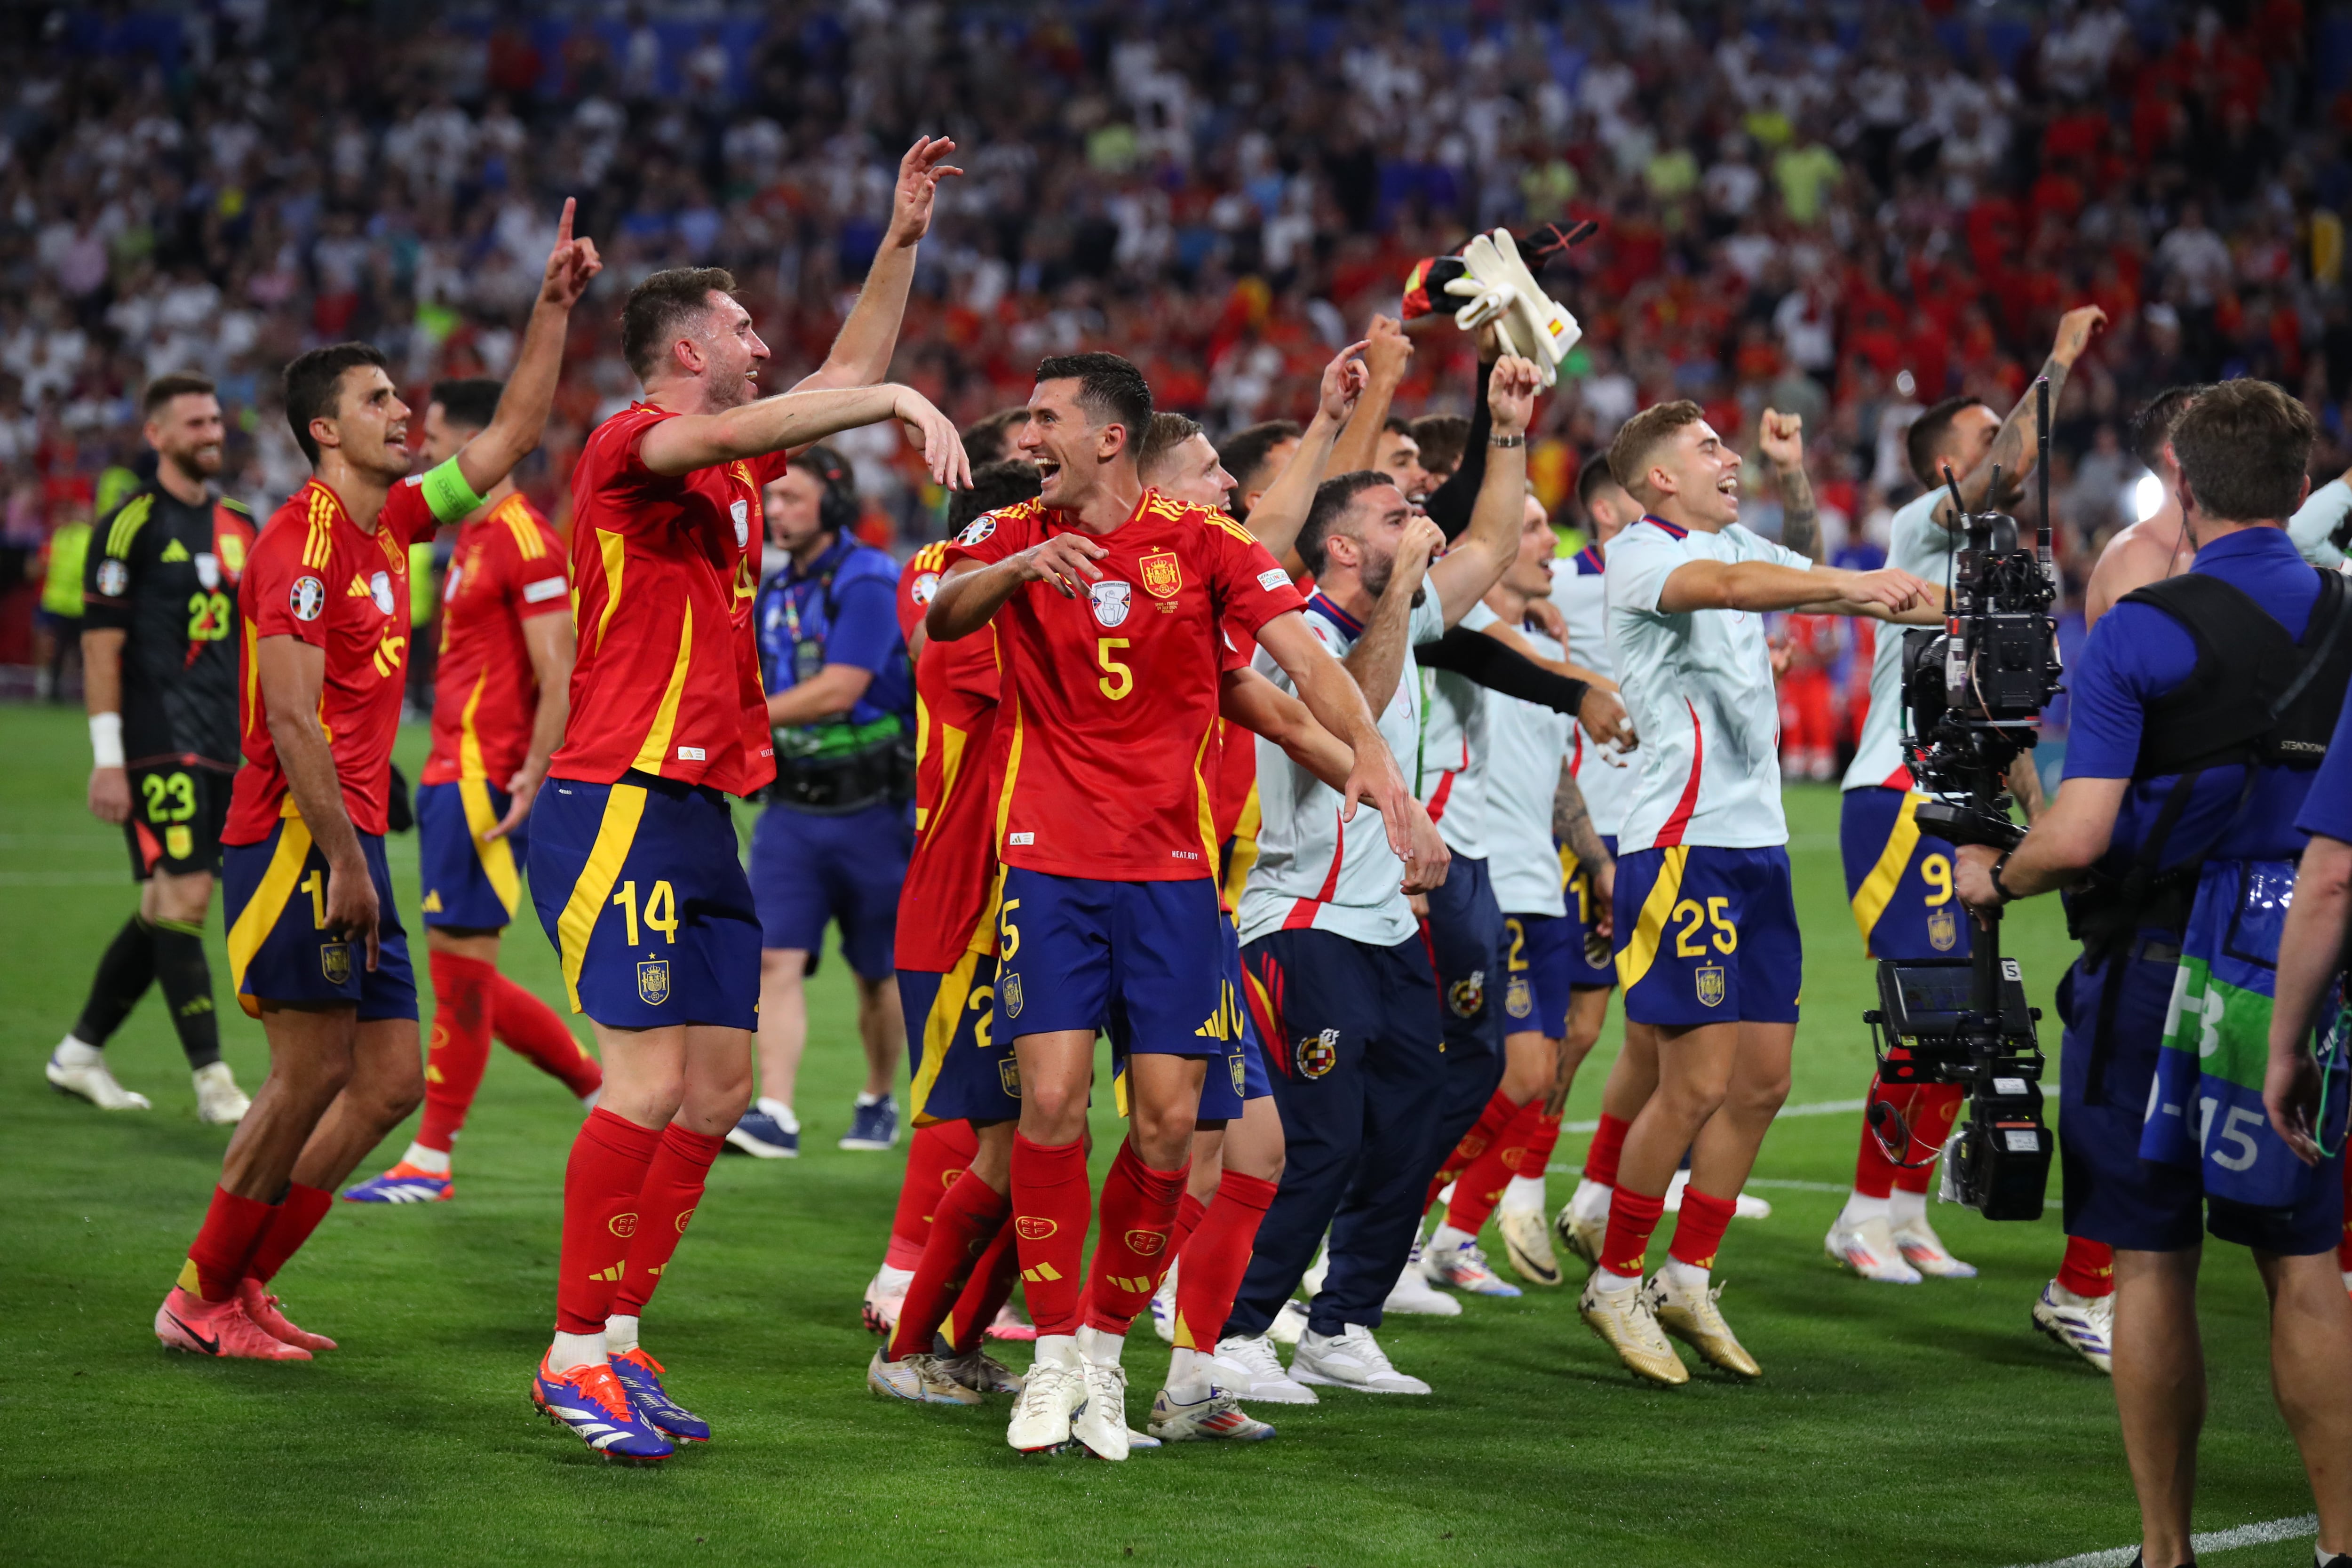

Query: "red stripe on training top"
(1654, 697), (1704, 847)
(1425, 768), (1457, 824)
(1882, 763), (1913, 789)
(1283, 807), (1347, 929)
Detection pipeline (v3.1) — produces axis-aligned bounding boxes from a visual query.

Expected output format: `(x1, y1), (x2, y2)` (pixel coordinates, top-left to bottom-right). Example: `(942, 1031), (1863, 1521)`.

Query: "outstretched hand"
(891, 385), (972, 490)
(538, 199), (603, 310)
(1488, 355), (1541, 439)
(887, 136), (964, 247)
(1319, 341), (1370, 424)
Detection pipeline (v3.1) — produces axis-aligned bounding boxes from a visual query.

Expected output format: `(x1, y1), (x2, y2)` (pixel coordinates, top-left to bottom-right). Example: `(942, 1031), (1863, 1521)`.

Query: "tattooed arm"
(1554, 758), (1611, 886)
(1758, 408), (1820, 560)
(1935, 304), (2108, 527)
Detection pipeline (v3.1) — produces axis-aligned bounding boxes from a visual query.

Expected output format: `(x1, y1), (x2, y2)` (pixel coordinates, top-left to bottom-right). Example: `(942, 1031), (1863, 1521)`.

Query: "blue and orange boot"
(609, 1346), (712, 1443)
(340, 1162), (452, 1204)
(531, 1353), (674, 1463)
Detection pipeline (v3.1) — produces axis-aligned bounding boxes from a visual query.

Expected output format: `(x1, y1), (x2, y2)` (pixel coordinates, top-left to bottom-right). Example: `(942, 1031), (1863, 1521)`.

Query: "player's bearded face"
(699, 295), (770, 410)
(152, 394), (225, 479)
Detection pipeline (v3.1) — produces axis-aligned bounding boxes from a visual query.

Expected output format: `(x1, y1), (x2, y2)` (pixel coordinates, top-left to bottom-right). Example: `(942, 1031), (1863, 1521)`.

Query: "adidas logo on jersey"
(160, 538), (191, 563)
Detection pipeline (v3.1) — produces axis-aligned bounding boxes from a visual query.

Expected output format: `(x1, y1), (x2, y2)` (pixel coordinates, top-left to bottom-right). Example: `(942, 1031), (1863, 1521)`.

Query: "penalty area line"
(2005, 1513), (2315, 1568)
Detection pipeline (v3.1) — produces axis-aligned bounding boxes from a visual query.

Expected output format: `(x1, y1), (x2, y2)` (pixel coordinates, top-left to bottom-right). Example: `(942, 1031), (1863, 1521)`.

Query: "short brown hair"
(1138, 412), (1204, 481)
(2127, 383), (2209, 474)
(1606, 400), (1704, 501)
(1297, 471), (1397, 578)
(2170, 378), (2316, 524)
(1576, 450), (1631, 515)
(143, 372), (216, 418)
(283, 343), (389, 467)
(1408, 413), (1471, 479)
(1905, 395), (1989, 489)
(622, 266), (738, 380)
(961, 407), (1030, 466)
(1220, 420), (1303, 507)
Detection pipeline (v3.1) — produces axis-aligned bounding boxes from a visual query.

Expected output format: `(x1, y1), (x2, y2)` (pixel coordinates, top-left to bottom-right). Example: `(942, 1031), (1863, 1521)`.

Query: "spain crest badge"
(1140, 550), (1183, 597)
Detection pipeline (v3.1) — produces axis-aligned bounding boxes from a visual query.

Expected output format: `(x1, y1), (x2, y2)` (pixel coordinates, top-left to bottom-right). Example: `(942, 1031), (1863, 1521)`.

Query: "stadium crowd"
(5, 0), (2352, 616)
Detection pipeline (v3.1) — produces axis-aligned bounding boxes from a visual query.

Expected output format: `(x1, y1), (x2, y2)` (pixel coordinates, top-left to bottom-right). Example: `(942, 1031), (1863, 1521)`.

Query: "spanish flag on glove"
(1449, 229), (1582, 386)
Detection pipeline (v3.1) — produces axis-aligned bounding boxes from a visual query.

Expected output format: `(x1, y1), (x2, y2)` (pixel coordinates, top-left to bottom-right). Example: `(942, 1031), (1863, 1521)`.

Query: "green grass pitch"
(0, 702), (2322, 1567)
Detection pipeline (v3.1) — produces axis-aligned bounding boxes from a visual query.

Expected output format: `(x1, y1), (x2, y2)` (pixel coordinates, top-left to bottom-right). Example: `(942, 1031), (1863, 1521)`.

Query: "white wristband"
(90, 712), (124, 770)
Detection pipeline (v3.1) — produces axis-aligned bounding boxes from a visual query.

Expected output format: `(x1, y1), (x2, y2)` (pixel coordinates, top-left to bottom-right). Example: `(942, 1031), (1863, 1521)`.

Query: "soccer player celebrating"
(526, 262), (966, 1462)
(1827, 308), (2097, 1290)
(155, 205), (601, 1363)
(1580, 401), (1937, 1386)
(54, 373), (255, 1123)
(927, 352), (1415, 1460)
(342, 377), (604, 1206)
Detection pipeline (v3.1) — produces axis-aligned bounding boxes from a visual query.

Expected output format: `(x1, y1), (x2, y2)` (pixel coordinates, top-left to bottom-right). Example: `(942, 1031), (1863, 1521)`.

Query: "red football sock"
(1892, 1084), (1965, 1196)
(1666, 1186), (1738, 1272)
(612, 1123), (724, 1317)
(2057, 1235), (2115, 1299)
(554, 1108), (663, 1334)
(1171, 1189), (1209, 1261)
(418, 950), (496, 1154)
(1172, 1170), (1276, 1350)
(489, 971), (602, 1099)
(181, 1186), (276, 1301)
(887, 1121), (982, 1272)
(1446, 1101), (1559, 1236)
(1009, 1134), (1092, 1337)
(1852, 1074), (1911, 1199)
(1081, 1142), (1188, 1336)
(1426, 1088), (1518, 1212)
(1597, 1185), (1666, 1279)
(945, 1221), (1021, 1356)
(245, 1183), (334, 1284)
(1584, 1112), (1632, 1188)
(889, 1171), (1009, 1360)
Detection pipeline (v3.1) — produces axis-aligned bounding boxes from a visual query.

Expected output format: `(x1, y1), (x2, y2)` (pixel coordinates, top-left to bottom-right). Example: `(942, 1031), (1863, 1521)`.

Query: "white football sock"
(755, 1096), (798, 1131)
(1889, 1188), (1928, 1227)
(873, 1262), (914, 1292)
(1429, 1222), (1475, 1253)
(579, 1088), (600, 1112)
(1839, 1191), (1891, 1227)
(1501, 1174), (1547, 1213)
(1593, 1266), (1641, 1292)
(604, 1313), (640, 1354)
(1661, 1258), (1709, 1291)
(401, 1141), (452, 1175)
(549, 1329), (605, 1371)
(1033, 1332), (1080, 1370)
(1076, 1323), (1124, 1368)
(855, 1090), (889, 1107)
(1166, 1345), (1215, 1400)
(54, 1035), (103, 1067)
(1571, 1178), (1613, 1219)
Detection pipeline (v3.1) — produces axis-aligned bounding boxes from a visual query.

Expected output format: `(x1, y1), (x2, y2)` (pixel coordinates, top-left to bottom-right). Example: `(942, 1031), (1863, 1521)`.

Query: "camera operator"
(1955, 379), (2352, 1568)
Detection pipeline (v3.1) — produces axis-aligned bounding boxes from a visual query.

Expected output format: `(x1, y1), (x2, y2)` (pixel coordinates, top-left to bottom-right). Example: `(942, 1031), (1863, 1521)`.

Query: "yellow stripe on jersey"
(556, 782), (647, 1011)
(497, 496), (544, 560)
(1221, 781), (1261, 923)
(241, 614), (261, 736)
(993, 692), (1026, 852)
(1200, 511), (1261, 548)
(106, 493), (154, 559)
(303, 486), (335, 570)
(458, 777), (522, 918)
(1192, 720), (1220, 873)
(906, 945), (986, 1128)
(593, 528), (626, 652)
(456, 669), (489, 781)
(922, 718), (970, 836)
(1851, 791), (1924, 945)
(225, 814), (316, 1017)
(1614, 845), (1688, 993)
(629, 604), (695, 773)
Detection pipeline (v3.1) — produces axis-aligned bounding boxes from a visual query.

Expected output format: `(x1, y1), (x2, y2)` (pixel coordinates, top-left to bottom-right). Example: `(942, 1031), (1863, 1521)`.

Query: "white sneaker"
(1825, 1215), (1923, 1284)
(1497, 1206), (1563, 1286)
(1006, 1342), (1086, 1451)
(868, 1346), (983, 1406)
(1300, 1238), (1330, 1298)
(1422, 1237), (1524, 1297)
(1268, 1298), (1312, 1345)
(860, 1265), (911, 1335)
(1208, 1333), (1318, 1405)
(1147, 1383), (1276, 1441)
(1071, 1356), (1130, 1460)
(1149, 1262), (1178, 1343)
(1383, 1243), (1463, 1316)
(191, 1061), (249, 1124)
(1291, 1323), (1430, 1394)
(47, 1040), (150, 1110)
(934, 1344), (1023, 1396)
(1891, 1214), (1977, 1278)
(2032, 1281), (2114, 1375)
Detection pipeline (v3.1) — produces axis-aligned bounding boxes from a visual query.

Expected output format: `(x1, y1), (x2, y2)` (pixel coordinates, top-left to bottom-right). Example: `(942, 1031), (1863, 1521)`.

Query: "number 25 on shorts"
(1671, 896), (1737, 957)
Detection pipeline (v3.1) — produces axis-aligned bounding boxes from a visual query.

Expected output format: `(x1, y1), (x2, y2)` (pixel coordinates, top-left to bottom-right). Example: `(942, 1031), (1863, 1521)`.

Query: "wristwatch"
(1488, 433), (1526, 448)
(1989, 851), (2020, 904)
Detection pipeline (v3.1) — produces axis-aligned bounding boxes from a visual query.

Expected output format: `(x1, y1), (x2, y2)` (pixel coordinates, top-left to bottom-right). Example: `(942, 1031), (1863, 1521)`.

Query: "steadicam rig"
(1861, 378), (2066, 1222)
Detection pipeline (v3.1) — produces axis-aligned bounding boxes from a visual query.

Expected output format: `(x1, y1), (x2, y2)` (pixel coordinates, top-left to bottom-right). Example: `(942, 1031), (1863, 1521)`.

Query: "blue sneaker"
(609, 1346), (711, 1442)
(840, 1094), (899, 1151)
(341, 1162), (453, 1203)
(725, 1102), (798, 1159)
(531, 1354), (673, 1463)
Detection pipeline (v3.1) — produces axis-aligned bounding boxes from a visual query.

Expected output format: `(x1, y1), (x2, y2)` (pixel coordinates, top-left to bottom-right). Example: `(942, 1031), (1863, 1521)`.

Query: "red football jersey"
(895, 541), (1007, 970)
(224, 476), (439, 842)
(549, 403), (783, 797)
(943, 489), (1306, 882)
(421, 493), (569, 788)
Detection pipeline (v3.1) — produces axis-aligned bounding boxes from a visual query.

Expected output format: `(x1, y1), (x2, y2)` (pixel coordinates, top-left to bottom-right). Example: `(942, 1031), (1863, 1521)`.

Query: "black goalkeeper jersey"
(82, 485), (259, 771)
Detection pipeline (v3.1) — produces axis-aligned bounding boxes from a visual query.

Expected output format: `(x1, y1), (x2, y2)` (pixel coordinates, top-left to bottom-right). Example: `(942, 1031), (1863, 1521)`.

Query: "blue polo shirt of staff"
(750, 469), (915, 985)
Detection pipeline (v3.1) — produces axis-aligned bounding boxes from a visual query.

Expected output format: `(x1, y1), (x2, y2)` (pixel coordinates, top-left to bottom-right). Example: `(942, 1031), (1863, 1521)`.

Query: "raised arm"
(1340, 516), (1442, 715)
(1245, 343), (1367, 568)
(1422, 339), (1498, 541)
(791, 137), (961, 394)
(1757, 408), (1821, 561)
(1426, 356), (1539, 627)
(256, 636), (379, 968)
(639, 381), (969, 488)
(1934, 304), (2106, 527)
(454, 200), (603, 498)
(1328, 315), (1412, 477)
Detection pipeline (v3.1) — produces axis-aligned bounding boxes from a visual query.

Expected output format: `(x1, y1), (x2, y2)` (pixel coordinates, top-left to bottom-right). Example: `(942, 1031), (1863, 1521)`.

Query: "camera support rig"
(1861, 379), (2065, 1220)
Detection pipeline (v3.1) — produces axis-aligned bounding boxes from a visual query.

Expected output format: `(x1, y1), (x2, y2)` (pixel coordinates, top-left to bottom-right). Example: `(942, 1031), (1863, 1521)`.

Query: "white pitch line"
(2006, 1513), (2315, 1568)
(1560, 1097), (1865, 1135)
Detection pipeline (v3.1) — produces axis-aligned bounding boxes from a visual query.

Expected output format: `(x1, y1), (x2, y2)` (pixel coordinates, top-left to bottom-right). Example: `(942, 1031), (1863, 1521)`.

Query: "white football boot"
(46, 1037), (150, 1110)
(1070, 1344), (1130, 1462)
(1147, 1383), (1277, 1442)
(1891, 1212), (1978, 1279)
(1824, 1214), (1923, 1284)
(191, 1061), (249, 1124)
(2032, 1281), (2114, 1375)
(1006, 1338), (1087, 1451)
(1384, 1239), (1464, 1316)
(1148, 1262), (1178, 1343)
(1496, 1204), (1564, 1286)
(868, 1347), (983, 1406)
